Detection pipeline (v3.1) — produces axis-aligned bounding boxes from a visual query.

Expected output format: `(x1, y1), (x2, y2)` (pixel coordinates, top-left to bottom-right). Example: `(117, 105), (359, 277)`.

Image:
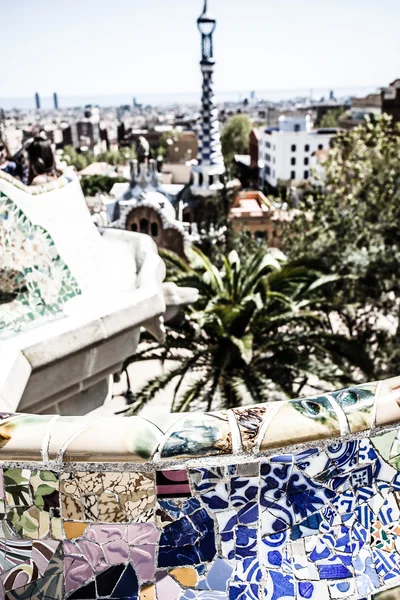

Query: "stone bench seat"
(0, 170), (193, 415)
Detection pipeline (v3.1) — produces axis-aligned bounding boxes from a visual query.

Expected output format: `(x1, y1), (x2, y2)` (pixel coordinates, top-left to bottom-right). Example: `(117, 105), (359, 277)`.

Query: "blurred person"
(27, 137), (60, 185)
(0, 140), (20, 179)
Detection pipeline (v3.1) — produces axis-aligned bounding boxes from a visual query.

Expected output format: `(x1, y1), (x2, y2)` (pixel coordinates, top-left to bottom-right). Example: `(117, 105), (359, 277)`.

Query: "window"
(318, 144), (324, 150)
(199, 173), (204, 186)
(140, 218), (149, 234)
(255, 230), (267, 241)
(265, 165), (271, 176)
(208, 175), (213, 186)
(151, 222), (158, 237)
(290, 171), (296, 180)
(265, 141), (271, 148)
(304, 144), (310, 152)
(304, 157), (309, 166)
(294, 124), (300, 132)
(291, 157), (296, 166)
(130, 223), (138, 232)
(291, 144), (296, 152)
(304, 170), (309, 180)
(265, 153), (271, 162)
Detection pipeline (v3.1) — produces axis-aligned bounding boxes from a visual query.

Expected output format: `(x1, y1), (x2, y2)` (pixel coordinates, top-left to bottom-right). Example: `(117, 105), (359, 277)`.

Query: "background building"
(258, 115), (337, 188)
(381, 79), (400, 124)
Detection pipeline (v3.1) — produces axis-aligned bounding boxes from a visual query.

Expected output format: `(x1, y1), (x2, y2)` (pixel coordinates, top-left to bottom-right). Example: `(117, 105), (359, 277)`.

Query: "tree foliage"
(62, 146), (135, 170)
(80, 175), (126, 197)
(126, 247), (372, 414)
(221, 114), (253, 168)
(285, 114), (400, 377)
(316, 107), (346, 128)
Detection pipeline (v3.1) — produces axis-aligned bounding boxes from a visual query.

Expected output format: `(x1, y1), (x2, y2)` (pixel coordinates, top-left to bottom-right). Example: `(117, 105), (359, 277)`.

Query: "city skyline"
(1, 0), (399, 105)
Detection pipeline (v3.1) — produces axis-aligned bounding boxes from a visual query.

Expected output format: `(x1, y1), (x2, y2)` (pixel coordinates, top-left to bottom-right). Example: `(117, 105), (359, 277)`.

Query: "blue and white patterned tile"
(295, 450), (330, 478)
(231, 477), (259, 508)
(260, 462), (292, 505)
(316, 555), (353, 580)
(350, 464), (374, 489)
(290, 513), (322, 540)
(264, 570), (295, 600)
(190, 467), (226, 493)
(352, 520), (368, 544)
(329, 579), (356, 598)
(237, 501), (258, 526)
(326, 440), (359, 472)
(234, 557), (262, 585)
(285, 467), (337, 522)
(291, 538), (319, 580)
(354, 547), (380, 595)
(359, 438), (379, 464)
(229, 582), (258, 600)
(377, 493), (400, 526)
(236, 526), (258, 559)
(374, 457), (398, 483)
(216, 509), (237, 559)
(367, 490), (386, 514)
(261, 531), (288, 570)
(296, 580), (330, 600)
(201, 482), (230, 512)
(372, 547), (398, 579)
(332, 490), (356, 515)
(261, 496), (295, 535)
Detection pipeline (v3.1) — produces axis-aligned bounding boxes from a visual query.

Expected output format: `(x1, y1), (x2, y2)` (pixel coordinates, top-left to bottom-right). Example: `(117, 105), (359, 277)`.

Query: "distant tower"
(35, 92), (41, 110)
(53, 92), (59, 110)
(191, 0), (225, 196)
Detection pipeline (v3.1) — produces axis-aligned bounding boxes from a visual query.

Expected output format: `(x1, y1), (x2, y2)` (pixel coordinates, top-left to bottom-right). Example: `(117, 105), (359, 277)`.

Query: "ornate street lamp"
(197, 0), (216, 64)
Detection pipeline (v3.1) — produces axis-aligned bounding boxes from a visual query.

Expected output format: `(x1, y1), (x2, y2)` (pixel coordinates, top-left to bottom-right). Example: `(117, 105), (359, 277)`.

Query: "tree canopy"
(285, 114), (400, 378)
(80, 175), (126, 197)
(221, 114), (253, 167)
(62, 146), (135, 171)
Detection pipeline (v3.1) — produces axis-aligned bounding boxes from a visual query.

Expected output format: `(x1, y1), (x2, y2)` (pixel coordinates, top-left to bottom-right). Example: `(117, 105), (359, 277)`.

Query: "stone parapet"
(0, 377), (399, 598)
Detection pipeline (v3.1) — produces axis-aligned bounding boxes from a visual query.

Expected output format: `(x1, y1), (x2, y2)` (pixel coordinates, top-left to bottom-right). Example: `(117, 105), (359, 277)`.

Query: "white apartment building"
(259, 115), (337, 188)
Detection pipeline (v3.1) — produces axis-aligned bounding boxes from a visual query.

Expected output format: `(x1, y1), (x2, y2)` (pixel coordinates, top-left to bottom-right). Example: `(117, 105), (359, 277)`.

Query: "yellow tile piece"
(64, 521), (88, 539)
(140, 584), (155, 600)
(170, 567), (197, 587)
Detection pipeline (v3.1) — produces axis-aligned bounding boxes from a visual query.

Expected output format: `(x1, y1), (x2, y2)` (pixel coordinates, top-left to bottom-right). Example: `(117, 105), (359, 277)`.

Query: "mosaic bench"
(0, 377), (399, 598)
(0, 170), (170, 415)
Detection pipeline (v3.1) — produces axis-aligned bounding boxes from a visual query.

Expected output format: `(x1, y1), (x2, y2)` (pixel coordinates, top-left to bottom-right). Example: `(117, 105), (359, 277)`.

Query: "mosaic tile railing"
(0, 378), (400, 599)
(0, 192), (81, 339)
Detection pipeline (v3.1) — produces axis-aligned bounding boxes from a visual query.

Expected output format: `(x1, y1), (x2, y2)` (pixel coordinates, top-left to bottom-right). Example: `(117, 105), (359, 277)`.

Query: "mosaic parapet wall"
(0, 192), (81, 339)
(0, 378), (400, 598)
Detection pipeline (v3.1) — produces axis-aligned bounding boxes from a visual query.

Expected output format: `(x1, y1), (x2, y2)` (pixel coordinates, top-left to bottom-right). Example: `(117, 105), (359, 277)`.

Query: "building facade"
(112, 152), (188, 259)
(258, 115), (336, 189)
(381, 79), (400, 124)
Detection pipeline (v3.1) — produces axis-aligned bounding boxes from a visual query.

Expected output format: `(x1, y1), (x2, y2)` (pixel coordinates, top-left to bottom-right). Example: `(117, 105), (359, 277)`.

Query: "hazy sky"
(1, 0), (400, 99)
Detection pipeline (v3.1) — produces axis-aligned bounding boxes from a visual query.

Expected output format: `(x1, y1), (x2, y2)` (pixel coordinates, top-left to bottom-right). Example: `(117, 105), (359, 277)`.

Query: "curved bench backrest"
(0, 171), (137, 296)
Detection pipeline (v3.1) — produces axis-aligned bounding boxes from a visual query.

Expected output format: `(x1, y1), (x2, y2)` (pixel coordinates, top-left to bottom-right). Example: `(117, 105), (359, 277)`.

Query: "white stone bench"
(0, 169), (175, 415)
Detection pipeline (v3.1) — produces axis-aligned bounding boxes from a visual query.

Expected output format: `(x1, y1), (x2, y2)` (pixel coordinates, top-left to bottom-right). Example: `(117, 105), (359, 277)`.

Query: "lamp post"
(197, 0), (216, 64)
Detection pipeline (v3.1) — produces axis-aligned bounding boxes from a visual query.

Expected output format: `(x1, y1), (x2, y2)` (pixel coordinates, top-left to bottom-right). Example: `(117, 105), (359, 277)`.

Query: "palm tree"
(126, 247), (373, 414)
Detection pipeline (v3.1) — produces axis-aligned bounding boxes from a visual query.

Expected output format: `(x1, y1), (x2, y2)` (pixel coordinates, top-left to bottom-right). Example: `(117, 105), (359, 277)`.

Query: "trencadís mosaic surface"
(0, 192), (81, 339)
(0, 377), (400, 598)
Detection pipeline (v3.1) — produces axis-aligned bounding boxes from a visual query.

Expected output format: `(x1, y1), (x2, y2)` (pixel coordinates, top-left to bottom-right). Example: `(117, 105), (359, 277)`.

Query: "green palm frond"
(126, 244), (368, 414)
